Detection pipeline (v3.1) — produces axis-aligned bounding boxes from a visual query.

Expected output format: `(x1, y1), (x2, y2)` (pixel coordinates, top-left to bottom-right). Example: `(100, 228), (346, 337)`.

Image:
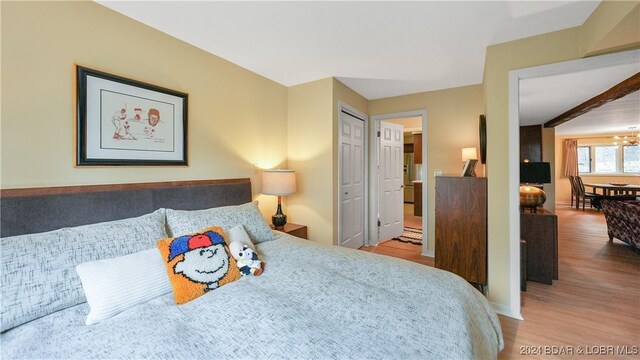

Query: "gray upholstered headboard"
(0, 179), (252, 237)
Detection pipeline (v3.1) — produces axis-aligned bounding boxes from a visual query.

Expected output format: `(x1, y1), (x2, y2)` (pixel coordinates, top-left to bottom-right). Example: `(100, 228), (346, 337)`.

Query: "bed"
(0, 179), (503, 359)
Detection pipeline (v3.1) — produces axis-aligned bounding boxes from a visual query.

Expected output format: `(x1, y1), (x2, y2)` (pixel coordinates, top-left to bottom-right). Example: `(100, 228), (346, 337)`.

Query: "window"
(577, 146), (590, 173)
(593, 145), (618, 173)
(623, 145), (640, 173)
(578, 143), (640, 175)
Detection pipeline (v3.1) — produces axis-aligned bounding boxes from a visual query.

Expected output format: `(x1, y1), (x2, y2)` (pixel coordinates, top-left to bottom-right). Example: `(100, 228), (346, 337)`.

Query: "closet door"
(339, 111), (365, 249)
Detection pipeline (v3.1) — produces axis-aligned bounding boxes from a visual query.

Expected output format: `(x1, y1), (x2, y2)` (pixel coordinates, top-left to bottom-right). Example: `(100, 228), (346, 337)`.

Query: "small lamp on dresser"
(261, 169), (296, 230)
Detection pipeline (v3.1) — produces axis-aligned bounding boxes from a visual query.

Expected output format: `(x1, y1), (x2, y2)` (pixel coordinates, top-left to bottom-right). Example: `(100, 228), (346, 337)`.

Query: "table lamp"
(261, 169), (296, 229)
(520, 162), (551, 213)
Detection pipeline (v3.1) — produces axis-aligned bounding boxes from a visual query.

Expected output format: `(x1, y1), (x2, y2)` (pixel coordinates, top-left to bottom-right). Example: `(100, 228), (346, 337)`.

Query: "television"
(520, 162), (551, 184)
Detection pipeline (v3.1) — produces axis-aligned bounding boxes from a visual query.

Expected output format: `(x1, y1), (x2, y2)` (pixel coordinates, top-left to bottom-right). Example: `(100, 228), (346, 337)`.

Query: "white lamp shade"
(461, 147), (478, 162)
(262, 169), (296, 196)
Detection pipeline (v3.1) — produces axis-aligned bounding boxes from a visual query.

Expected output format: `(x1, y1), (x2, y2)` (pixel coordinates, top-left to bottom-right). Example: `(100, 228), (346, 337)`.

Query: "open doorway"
(509, 49), (639, 318)
(367, 110), (428, 257)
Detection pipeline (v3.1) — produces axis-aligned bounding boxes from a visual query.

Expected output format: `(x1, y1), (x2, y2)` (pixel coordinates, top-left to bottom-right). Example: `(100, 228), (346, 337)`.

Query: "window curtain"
(563, 139), (578, 177)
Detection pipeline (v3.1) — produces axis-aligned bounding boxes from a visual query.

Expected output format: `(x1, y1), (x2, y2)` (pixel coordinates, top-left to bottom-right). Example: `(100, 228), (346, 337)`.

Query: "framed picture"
(479, 114), (487, 164)
(461, 159), (478, 177)
(76, 66), (188, 166)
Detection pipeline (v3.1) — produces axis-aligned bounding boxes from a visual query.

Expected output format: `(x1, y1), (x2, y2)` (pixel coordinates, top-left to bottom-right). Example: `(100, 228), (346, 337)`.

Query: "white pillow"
(76, 248), (171, 325)
(226, 225), (256, 251)
(226, 225), (256, 259)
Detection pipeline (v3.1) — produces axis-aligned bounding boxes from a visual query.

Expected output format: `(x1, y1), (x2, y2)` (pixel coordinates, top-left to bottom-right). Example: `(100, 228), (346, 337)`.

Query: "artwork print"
(102, 91), (173, 152)
(77, 66), (188, 166)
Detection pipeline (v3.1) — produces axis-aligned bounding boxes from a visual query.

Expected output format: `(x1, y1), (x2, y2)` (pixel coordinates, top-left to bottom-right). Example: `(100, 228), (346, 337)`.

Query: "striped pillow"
(76, 248), (172, 325)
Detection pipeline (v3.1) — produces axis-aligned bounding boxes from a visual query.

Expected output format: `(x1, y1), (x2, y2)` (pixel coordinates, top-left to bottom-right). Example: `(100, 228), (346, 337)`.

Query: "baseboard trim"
(492, 302), (523, 320)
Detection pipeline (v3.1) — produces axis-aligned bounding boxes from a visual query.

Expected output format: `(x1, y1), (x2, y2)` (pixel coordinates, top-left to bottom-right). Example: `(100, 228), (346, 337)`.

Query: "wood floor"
(360, 239), (433, 266)
(360, 205), (640, 359)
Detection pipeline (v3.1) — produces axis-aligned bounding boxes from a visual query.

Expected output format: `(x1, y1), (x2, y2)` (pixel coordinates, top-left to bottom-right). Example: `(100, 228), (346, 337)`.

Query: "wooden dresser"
(435, 176), (487, 286)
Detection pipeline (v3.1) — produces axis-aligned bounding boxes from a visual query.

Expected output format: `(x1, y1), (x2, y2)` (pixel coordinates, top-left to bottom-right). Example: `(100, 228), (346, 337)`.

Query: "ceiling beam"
(544, 72), (640, 128)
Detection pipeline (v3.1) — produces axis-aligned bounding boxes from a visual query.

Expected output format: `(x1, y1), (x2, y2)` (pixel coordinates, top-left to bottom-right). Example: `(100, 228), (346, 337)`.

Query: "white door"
(339, 111), (365, 249)
(378, 121), (404, 241)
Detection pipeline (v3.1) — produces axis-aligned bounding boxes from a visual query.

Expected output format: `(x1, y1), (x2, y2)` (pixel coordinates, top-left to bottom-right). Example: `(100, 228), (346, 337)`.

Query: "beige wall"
(554, 135), (640, 205)
(581, 0), (640, 56)
(369, 85), (485, 257)
(0, 1), (288, 218)
(286, 78), (367, 245)
(286, 78), (334, 244)
(483, 0), (639, 315)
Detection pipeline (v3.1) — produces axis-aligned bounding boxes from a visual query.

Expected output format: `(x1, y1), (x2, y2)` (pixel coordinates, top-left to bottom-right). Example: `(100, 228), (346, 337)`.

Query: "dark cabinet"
(520, 209), (558, 285)
(414, 133), (422, 164)
(435, 176), (487, 285)
(414, 182), (422, 216)
(520, 125), (542, 162)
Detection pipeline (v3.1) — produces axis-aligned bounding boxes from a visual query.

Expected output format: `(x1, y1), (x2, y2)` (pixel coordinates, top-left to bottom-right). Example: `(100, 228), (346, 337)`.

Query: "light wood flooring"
(360, 239), (433, 266)
(360, 203), (427, 263)
(360, 205), (640, 359)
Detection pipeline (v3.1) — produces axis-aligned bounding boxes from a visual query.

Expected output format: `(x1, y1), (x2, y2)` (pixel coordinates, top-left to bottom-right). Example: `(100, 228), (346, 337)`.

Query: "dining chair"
(568, 176), (576, 208)
(575, 176), (600, 211)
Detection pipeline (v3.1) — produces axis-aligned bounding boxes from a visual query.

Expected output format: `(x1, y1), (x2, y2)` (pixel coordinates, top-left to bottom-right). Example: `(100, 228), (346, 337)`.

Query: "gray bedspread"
(1, 233), (503, 359)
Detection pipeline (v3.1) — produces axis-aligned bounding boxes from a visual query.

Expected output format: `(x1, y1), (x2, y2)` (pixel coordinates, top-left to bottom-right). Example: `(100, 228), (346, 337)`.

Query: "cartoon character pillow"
(157, 226), (241, 304)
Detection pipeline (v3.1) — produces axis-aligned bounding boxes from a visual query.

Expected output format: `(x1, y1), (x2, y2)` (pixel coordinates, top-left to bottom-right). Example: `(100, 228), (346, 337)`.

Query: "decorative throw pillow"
(165, 202), (276, 244)
(76, 248), (172, 325)
(157, 227), (241, 304)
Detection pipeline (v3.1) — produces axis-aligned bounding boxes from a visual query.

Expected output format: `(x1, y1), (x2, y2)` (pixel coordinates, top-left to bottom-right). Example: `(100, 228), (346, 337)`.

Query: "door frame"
(507, 49), (640, 320)
(369, 110), (428, 255)
(337, 101), (369, 248)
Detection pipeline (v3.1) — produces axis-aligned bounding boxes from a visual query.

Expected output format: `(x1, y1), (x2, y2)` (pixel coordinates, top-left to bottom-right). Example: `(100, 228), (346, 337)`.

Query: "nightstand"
(271, 223), (308, 239)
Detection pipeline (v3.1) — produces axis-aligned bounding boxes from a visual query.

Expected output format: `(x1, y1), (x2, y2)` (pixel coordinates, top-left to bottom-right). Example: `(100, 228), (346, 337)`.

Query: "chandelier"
(613, 127), (639, 146)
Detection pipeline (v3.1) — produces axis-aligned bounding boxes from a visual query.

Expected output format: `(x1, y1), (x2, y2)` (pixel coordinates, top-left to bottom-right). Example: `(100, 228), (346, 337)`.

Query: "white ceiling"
(96, 0), (601, 100)
(519, 61), (640, 136)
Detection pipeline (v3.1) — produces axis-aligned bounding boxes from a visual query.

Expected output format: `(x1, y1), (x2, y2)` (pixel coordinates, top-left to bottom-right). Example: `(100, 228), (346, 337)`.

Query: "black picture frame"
(479, 114), (487, 164)
(76, 66), (188, 166)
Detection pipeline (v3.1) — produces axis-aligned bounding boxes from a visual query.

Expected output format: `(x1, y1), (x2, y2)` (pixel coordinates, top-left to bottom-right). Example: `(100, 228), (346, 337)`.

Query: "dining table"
(583, 183), (640, 196)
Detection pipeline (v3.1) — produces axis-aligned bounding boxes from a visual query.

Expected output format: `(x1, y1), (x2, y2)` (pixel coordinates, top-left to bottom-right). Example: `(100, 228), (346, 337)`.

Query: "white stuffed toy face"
(237, 246), (258, 261)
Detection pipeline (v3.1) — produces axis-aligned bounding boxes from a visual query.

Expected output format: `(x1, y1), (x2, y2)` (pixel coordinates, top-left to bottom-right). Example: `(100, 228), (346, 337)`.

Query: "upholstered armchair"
(601, 200), (640, 251)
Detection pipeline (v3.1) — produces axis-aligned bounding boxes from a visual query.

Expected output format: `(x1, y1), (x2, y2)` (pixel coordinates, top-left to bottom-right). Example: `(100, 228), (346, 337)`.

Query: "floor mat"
(392, 226), (422, 245)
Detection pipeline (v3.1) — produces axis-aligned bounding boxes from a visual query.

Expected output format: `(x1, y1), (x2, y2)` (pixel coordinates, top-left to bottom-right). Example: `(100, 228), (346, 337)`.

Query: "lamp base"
(519, 185), (546, 213)
(272, 202), (287, 230)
